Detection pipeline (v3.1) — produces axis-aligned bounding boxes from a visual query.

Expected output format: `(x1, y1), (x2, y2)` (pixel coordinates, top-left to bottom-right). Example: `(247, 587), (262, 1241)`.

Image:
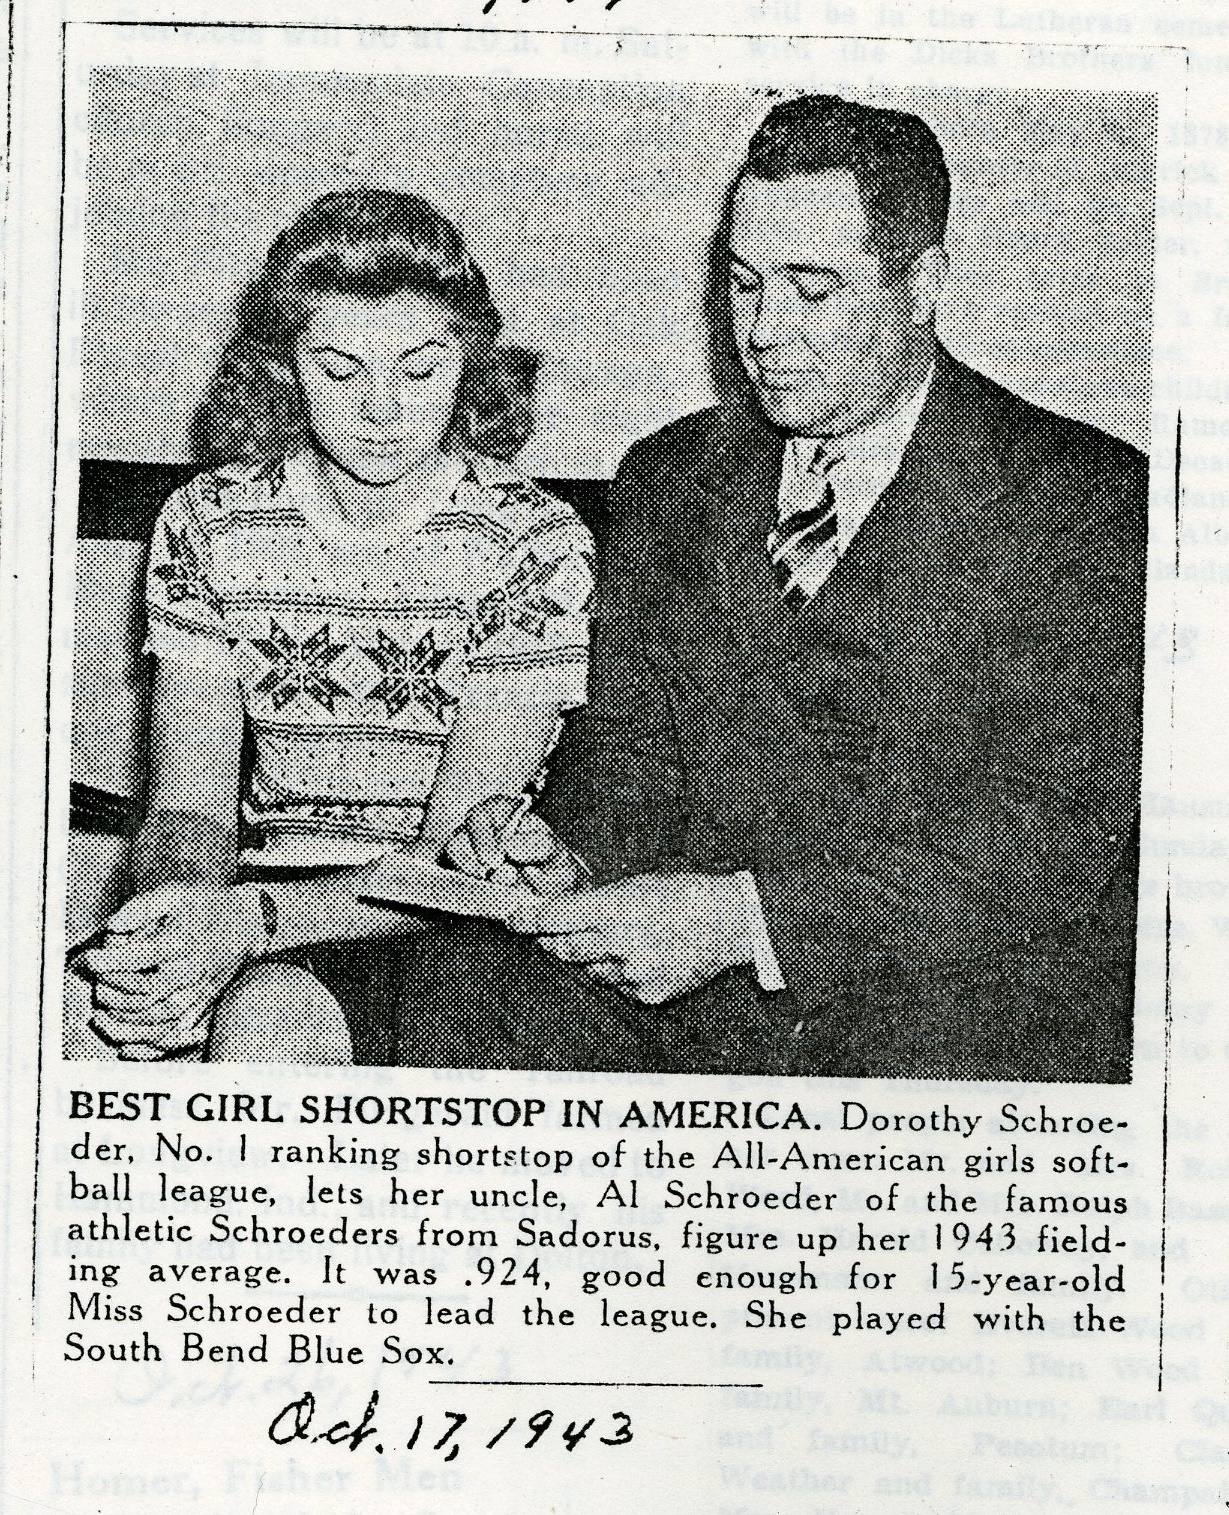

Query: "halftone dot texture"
(70, 73), (1153, 1076)
(83, 70), (1154, 475)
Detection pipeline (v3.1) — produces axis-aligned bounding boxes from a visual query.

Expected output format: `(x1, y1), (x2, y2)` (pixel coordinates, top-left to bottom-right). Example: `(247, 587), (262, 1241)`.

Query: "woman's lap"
(281, 921), (655, 1071)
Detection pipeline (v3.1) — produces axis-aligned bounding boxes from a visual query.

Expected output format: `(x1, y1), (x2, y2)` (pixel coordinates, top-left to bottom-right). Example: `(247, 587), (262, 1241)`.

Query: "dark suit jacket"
(542, 347), (1148, 1081)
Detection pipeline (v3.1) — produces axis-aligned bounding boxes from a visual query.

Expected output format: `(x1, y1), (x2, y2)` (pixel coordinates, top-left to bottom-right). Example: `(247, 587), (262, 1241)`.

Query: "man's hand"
(507, 871), (755, 1005)
(443, 795), (588, 895)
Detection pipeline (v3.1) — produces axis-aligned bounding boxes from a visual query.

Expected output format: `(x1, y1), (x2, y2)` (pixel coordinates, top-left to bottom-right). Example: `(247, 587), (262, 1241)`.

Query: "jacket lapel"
(648, 350), (1020, 713)
(698, 398), (785, 591)
(868, 350), (1023, 744)
(876, 347), (1018, 564)
(646, 401), (785, 698)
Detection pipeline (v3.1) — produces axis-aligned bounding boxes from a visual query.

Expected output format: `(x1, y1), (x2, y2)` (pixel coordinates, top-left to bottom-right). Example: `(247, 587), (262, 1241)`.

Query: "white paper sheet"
(358, 855), (533, 921)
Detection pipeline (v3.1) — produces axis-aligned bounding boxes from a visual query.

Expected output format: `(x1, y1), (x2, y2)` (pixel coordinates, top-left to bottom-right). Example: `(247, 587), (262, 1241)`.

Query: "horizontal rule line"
(428, 1380), (764, 1388)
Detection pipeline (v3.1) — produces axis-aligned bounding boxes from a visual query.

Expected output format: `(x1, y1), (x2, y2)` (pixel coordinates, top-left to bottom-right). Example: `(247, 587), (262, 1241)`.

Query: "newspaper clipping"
(2, 4), (1225, 1513)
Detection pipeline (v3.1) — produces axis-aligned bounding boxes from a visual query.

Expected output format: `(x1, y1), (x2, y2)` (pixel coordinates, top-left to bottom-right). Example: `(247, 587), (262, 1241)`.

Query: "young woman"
(80, 190), (593, 1064)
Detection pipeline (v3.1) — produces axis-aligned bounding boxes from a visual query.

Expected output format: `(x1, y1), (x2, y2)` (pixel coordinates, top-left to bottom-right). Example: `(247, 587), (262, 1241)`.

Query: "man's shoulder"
(616, 405), (730, 480)
(945, 354), (1148, 491)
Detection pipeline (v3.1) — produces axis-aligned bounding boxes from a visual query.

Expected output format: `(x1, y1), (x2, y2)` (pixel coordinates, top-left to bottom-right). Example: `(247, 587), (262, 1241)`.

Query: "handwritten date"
(269, 1389), (632, 1459)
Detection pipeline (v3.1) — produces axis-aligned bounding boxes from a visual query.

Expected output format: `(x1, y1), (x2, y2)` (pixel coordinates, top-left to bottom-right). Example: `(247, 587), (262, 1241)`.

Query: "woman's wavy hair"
(198, 189), (537, 465)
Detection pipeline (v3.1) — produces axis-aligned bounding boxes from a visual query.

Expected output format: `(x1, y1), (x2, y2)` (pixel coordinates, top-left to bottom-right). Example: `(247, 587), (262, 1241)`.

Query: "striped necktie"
(768, 444), (843, 609)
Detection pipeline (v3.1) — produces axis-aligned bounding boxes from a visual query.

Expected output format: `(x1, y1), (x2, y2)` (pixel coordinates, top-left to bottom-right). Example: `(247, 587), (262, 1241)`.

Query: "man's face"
(727, 170), (925, 437)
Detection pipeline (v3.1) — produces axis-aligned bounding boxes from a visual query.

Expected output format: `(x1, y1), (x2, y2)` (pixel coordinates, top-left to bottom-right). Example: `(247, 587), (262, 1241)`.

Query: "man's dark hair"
(744, 94), (951, 279)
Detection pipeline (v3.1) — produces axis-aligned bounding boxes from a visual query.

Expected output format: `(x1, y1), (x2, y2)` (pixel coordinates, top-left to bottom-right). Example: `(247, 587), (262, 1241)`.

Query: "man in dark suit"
(431, 93), (1147, 1082)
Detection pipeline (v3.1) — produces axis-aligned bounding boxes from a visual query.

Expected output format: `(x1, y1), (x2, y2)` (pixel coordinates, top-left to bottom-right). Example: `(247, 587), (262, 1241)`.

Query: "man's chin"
(749, 383), (834, 436)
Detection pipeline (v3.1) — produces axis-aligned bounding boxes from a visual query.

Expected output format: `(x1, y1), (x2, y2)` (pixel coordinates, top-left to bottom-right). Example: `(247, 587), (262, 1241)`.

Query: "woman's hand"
(443, 795), (588, 894)
(78, 882), (266, 1051)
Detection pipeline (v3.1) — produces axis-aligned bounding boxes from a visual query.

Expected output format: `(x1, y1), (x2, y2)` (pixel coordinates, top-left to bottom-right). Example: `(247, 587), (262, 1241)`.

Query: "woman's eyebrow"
(783, 263), (843, 281)
(307, 338), (446, 361)
(398, 338), (446, 361)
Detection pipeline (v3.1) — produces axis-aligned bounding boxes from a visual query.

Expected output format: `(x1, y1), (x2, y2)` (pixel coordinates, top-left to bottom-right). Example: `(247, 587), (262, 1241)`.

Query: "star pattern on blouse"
(151, 520), (223, 614)
(251, 621), (349, 714)
(256, 458), (286, 496)
(473, 549), (575, 646)
(362, 628), (457, 724)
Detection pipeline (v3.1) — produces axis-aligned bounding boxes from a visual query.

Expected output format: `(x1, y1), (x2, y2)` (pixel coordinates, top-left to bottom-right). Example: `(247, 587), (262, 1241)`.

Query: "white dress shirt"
(737, 365), (936, 992)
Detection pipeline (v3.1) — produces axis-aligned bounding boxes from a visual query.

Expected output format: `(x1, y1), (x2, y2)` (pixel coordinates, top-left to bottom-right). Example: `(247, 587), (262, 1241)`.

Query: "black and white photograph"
(65, 61), (1157, 1080)
(8, 13), (1225, 1515)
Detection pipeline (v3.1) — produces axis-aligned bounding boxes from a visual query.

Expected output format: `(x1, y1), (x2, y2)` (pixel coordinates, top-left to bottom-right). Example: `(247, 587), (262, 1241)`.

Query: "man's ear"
(907, 245), (948, 326)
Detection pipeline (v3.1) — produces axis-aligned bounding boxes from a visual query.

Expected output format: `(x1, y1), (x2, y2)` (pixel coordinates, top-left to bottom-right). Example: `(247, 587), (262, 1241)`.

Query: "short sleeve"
(467, 495), (594, 708)
(143, 482), (233, 675)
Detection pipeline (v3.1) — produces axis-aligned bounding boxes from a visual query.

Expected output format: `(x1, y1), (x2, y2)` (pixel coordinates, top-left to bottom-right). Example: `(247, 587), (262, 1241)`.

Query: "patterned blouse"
(144, 448), (594, 866)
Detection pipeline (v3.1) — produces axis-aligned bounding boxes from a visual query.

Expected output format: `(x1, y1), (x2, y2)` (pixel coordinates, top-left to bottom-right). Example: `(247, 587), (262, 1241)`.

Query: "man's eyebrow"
(726, 253), (843, 282)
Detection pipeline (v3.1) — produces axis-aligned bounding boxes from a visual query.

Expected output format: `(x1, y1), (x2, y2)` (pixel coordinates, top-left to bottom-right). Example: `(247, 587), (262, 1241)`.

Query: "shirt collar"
(786, 362), (936, 498)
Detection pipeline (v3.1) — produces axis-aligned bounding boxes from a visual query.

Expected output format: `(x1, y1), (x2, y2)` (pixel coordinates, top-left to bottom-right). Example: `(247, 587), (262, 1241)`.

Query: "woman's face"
(293, 289), (466, 486)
